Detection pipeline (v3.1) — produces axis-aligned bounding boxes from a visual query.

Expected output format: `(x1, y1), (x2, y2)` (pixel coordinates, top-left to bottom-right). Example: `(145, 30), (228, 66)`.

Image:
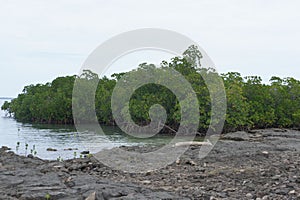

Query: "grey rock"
(1, 128), (300, 199)
(46, 148), (57, 151)
(81, 151), (90, 155)
(222, 131), (250, 141)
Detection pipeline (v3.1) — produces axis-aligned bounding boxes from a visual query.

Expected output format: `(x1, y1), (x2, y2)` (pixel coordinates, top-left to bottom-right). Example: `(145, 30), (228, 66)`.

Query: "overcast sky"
(1, 0), (300, 97)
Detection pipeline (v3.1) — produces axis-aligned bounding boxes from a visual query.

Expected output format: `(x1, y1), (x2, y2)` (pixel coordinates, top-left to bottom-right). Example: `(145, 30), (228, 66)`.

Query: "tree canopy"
(2, 46), (300, 134)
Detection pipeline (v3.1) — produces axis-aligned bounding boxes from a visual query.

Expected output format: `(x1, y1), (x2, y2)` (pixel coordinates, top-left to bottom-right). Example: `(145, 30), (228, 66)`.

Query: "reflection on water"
(0, 99), (176, 160)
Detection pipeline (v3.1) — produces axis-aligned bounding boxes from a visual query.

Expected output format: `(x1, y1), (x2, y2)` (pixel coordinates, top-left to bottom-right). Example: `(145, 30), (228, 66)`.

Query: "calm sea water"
(0, 99), (175, 160)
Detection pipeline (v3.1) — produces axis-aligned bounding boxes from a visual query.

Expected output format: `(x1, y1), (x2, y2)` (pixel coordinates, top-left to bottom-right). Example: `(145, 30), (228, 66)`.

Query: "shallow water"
(0, 99), (176, 160)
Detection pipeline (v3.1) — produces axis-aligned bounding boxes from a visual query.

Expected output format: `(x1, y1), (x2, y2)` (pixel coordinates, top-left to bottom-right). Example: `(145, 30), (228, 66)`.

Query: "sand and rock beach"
(1, 129), (300, 199)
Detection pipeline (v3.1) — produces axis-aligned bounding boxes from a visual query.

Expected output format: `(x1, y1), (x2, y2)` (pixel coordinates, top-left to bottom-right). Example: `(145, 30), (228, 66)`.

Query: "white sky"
(0, 0), (300, 97)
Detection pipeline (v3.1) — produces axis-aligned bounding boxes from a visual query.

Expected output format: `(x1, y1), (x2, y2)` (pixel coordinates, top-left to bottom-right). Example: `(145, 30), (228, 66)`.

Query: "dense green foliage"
(2, 46), (300, 133)
(2, 76), (75, 124)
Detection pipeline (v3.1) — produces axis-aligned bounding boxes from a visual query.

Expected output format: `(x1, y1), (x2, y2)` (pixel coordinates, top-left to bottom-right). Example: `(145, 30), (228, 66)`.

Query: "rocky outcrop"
(0, 147), (187, 200)
(221, 131), (250, 141)
(1, 129), (300, 199)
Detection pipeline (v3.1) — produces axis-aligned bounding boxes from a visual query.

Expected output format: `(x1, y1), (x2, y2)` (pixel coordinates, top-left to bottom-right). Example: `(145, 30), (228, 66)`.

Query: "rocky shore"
(1, 129), (300, 199)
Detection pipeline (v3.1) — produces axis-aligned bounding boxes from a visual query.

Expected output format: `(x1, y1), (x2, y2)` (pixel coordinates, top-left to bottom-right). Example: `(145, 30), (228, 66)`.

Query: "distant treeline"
(2, 46), (300, 133)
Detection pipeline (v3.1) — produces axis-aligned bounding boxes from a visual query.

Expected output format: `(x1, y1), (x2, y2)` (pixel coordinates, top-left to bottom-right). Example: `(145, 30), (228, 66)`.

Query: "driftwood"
(173, 140), (212, 147)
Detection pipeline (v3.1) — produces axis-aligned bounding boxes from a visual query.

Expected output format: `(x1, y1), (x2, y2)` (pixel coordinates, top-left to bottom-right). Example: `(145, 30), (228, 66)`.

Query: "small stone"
(85, 191), (96, 200)
(141, 180), (151, 184)
(261, 151), (269, 155)
(57, 173), (64, 177)
(271, 175), (281, 180)
(47, 148), (57, 151)
(275, 188), (289, 195)
(217, 192), (227, 198)
(27, 154), (34, 158)
(183, 185), (189, 189)
(40, 168), (49, 173)
(289, 190), (296, 194)
(196, 167), (205, 172)
(65, 181), (75, 187)
(223, 187), (236, 192)
(64, 177), (72, 182)
(248, 129), (259, 134)
(186, 160), (196, 166)
(145, 170), (152, 176)
(1, 146), (11, 151)
(53, 165), (63, 169)
(246, 193), (253, 198)
(64, 148), (78, 151)
(81, 151), (90, 155)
